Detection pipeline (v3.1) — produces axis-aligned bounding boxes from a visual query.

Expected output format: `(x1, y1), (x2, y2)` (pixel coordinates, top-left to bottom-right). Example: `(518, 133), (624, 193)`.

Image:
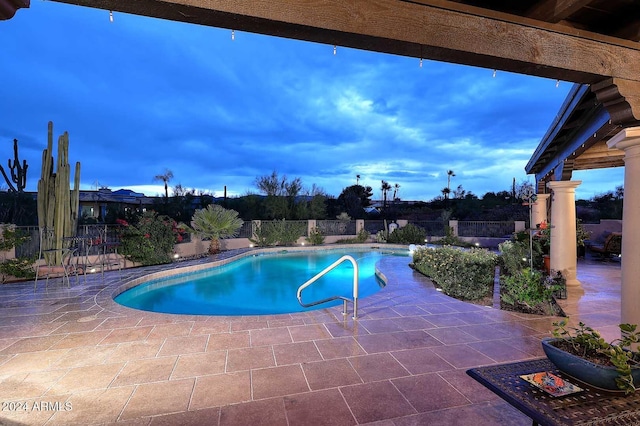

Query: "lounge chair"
(588, 232), (622, 259)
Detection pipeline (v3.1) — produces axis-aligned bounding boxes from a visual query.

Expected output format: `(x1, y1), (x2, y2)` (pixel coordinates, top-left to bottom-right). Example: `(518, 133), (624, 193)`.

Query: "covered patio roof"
(32, 0), (640, 85)
(525, 83), (639, 193)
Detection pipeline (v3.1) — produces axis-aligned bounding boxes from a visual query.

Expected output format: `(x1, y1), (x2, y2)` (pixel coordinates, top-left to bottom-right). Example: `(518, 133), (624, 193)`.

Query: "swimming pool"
(114, 248), (409, 316)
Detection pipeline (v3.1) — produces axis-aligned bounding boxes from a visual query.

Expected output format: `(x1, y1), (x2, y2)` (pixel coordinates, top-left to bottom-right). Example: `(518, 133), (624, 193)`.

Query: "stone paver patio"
(0, 249), (621, 425)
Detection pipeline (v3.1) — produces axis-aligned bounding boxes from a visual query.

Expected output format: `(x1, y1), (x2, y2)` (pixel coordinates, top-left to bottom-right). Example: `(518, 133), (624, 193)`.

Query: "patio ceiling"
(44, 0), (640, 84)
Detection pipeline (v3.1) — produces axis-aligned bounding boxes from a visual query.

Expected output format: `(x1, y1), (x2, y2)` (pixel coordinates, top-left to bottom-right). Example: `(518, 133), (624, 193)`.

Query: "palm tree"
(380, 180), (392, 208)
(441, 187), (451, 200)
(446, 170), (455, 193)
(154, 169), (174, 200)
(392, 183), (400, 201)
(188, 204), (244, 254)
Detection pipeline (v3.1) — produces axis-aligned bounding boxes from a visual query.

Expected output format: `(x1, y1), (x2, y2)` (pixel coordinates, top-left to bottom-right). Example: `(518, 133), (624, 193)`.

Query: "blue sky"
(0, 2), (624, 201)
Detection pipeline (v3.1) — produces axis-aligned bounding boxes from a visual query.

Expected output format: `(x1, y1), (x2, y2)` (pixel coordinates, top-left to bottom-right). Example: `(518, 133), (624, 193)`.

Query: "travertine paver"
(0, 248), (621, 425)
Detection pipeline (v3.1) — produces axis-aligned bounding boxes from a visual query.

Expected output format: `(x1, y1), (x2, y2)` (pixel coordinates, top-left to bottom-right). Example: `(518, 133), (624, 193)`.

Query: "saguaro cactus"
(0, 138), (28, 192)
(37, 121), (81, 263)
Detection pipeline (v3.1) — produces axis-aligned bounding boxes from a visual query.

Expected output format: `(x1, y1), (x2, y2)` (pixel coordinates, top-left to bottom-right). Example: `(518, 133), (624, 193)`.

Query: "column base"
(565, 278), (582, 287)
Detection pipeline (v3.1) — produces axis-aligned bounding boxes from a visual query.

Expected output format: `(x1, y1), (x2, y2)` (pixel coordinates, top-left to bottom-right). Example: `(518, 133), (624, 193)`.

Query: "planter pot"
(542, 255), (550, 275)
(542, 338), (640, 391)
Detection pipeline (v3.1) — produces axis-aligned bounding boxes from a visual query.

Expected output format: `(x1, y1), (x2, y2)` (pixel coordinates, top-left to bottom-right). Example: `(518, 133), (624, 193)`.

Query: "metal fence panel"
(316, 220), (356, 235)
(408, 221), (446, 237)
(364, 220), (385, 234)
(236, 221), (254, 239)
(457, 221), (514, 237)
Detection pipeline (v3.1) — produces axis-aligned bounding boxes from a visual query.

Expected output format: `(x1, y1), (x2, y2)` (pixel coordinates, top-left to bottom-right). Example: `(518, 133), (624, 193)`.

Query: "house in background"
(79, 188), (154, 221)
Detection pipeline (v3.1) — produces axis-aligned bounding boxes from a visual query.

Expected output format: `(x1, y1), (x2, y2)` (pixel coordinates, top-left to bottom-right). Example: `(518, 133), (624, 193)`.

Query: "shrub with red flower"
(118, 211), (178, 265)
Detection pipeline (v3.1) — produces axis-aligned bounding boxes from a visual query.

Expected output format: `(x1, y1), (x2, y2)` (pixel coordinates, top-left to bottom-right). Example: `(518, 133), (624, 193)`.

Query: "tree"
(453, 184), (466, 199)
(337, 185), (373, 219)
(441, 187), (451, 200)
(255, 170), (283, 196)
(154, 169), (174, 200)
(381, 180), (392, 208)
(254, 170), (307, 219)
(514, 179), (535, 202)
(446, 170), (456, 194)
(392, 183), (401, 201)
(187, 204), (244, 254)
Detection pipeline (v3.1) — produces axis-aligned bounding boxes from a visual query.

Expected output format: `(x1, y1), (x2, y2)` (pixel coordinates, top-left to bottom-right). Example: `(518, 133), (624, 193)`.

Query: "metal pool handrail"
(296, 255), (359, 319)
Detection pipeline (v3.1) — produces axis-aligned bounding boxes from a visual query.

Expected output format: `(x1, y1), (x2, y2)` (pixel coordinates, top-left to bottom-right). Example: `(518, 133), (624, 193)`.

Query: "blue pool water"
(114, 248), (409, 316)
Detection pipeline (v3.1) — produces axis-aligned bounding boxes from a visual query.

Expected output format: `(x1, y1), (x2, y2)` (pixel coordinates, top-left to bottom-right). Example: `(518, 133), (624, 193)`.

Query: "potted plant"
(542, 319), (640, 393)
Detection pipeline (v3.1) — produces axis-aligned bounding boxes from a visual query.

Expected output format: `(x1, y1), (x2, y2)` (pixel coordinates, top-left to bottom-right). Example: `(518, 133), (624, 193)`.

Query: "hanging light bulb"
(109, 10), (113, 22)
(419, 58), (423, 68)
(333, 45), (337, 55)
(556, 79), (560, 88)
(231, 30), (235, 40)
(492, 69), (497, 78)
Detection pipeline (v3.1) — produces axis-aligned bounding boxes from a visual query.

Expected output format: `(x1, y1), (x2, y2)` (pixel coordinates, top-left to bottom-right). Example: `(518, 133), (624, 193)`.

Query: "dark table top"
(467, 358), (640, 426)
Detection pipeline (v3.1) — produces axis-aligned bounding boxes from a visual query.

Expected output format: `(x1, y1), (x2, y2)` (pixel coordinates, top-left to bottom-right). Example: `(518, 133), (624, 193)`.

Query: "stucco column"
(607, 127), (640, 327)
(531, 193), (550, 228)
(547, 181), (581, 287)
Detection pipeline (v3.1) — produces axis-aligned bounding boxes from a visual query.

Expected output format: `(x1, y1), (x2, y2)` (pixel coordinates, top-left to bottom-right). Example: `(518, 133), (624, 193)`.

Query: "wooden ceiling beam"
(0, 0), (29, 20)
(51, 0), (640, 84)
(576, 140), (624, 160)
(615, 21), (640, 42)
(526, 0), (595, 23)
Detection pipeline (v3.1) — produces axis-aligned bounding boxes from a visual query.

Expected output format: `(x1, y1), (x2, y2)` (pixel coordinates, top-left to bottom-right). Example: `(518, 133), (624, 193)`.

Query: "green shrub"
(387, 223), (426, 244)
(375, 230), (387, 243)
(0, 227), (35, 282)
(250, 220), (306, 247)
(430, 234), (473, 248)
(500, 268), (563, 315)
(250, 221), (279, 247)
(413, 246), (498, 301)
(336, 229), (370, 244)
(508, 230), (544, 271)
(0, 257), (35, 281)
(306, 227), (325, 245)
(118, 211), (180, 266)
(498, 240), (530, 276)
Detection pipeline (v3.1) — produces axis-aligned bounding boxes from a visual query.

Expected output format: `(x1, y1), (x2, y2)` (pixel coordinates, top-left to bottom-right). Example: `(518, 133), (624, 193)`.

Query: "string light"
(231, 30), (235, 40)
(333, 45), (337, 55)
(492, 69), (497, 78)
(109, 10), (113, 22)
